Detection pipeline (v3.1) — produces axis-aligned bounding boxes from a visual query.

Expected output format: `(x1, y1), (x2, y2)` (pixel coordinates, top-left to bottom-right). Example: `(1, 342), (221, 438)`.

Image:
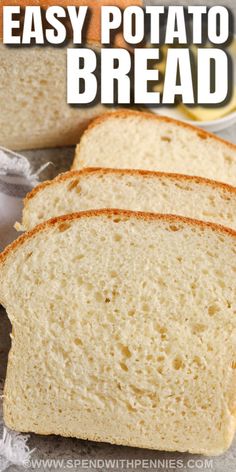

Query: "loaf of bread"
(0, 1), (141, 150)
(73, 110), (236, 186)
(18, 168), (236, 231)
(1, 209), (236, 455)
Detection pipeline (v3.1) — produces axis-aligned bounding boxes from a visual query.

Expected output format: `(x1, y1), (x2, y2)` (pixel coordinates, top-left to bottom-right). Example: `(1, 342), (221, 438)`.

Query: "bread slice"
(0, 1), (142, 150)
(18, 168), (236, 231)
(73, 110), (236, 186)
(0, 40), (104, 149)
(1, 209), (236, 455)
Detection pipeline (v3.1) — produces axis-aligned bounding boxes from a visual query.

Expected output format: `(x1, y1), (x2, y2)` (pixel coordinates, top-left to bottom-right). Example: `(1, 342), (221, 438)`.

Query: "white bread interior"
(1, 210), (236, 455)
(73, 111), (236, 186)
(0, 44), (106, 150)
(19, 168), (236, 231)
(0, 0), (144, 150)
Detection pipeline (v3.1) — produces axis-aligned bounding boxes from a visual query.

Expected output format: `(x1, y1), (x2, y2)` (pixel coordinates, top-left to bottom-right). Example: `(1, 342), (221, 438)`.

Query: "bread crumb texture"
(74, 112), (236, 186)
(0, 45), (105, 149)
(1, 212), (236, 455)
(21, 169), (236, 231)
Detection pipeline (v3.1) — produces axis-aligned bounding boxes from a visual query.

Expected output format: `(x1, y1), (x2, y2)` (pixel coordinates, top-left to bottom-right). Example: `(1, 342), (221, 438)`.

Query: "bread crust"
(1, 209), (236, 267)
(23, 168), (236, 209)
(0, 1), (142, 44)
(73, 109), (236, 168)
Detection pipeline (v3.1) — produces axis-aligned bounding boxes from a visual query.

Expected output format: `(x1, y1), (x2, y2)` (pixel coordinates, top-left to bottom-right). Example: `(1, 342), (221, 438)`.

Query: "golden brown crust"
(0, 1), (142, 45)
(1, 209), (236, 267)
(24, 167), (236, 207)
(73, 109), (236, 168)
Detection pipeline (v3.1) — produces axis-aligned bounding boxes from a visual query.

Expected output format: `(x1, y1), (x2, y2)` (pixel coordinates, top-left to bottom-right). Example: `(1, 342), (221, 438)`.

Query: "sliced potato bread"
(18, 168), (236, 231)
(73, 111), (236, 186)
(0, 1), (142, 150)
(1, 210), (236, 455)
